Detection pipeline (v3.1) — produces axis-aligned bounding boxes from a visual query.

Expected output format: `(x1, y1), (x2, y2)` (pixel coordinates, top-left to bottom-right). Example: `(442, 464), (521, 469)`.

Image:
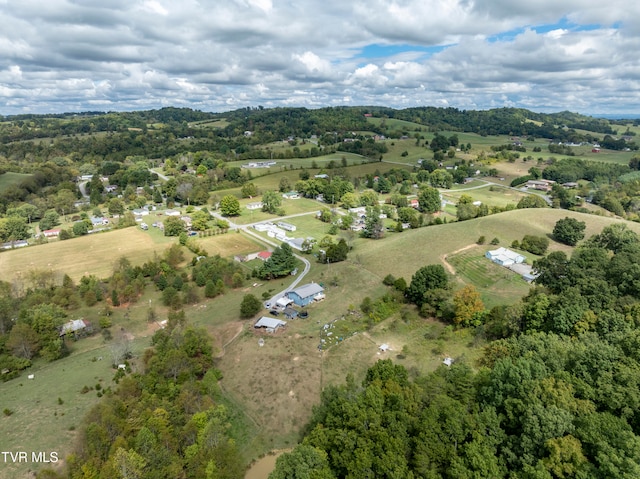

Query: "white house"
(277, 221), (296, 232)
(485, 247), (525, 266)
(246, 202), (263, 210)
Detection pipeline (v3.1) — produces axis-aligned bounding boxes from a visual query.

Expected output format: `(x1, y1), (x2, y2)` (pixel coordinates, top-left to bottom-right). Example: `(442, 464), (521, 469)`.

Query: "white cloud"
(0, 0), (639, 114)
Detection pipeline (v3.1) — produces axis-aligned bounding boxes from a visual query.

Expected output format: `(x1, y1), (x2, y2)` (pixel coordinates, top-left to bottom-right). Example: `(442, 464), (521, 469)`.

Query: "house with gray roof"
(287, 283), (325, 306)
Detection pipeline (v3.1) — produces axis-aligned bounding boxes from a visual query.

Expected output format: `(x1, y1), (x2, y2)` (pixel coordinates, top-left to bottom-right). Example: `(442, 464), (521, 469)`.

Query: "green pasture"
(189, 119), (230, 129)
(446, 247), (531, 308)
(355, 208), (640, 285)
(0, 329), (154, 479)
(230, 198), (322, 225)
(264, 213), (335, 240)
(443, 184), (530, 208)
(0, 172), (32, 193)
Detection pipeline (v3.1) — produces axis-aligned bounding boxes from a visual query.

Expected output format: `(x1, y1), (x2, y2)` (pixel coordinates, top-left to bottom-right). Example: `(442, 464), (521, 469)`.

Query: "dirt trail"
(441, 244), (477, 275)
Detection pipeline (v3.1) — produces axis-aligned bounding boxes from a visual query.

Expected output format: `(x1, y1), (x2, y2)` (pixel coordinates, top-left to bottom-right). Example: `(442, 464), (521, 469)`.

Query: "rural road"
(208, 211), (313, 308)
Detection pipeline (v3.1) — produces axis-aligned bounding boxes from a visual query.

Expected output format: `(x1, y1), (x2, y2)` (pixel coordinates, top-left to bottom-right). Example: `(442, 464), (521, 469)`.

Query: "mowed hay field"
(356, 208), (640, 285)
(0, 229), (166, 283)
(0, 229), (262, 285)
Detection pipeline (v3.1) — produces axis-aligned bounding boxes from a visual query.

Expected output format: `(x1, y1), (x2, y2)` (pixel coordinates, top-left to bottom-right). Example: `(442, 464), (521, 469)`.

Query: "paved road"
(78, 180), (90, 199)
(209, 211), (313, 308)
(149, 168), (170, 181)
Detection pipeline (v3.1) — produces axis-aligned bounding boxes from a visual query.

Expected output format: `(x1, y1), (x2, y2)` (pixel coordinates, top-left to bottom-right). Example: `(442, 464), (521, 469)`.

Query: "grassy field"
(0, 316), (158, 479)
(0, 227), (261, 286)
(0, 172), (32, 193)
(0, 228), (167, 284)
(355, 208), (640, 289)
(442, 184), (529, 209)
(446, 246), (531, 309)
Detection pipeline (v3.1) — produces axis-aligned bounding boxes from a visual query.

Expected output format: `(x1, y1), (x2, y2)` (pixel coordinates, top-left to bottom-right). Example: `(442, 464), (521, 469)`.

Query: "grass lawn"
(231, 198), (322, 225)
(0, 331), (154, 479)
(0, 172), (32, 193)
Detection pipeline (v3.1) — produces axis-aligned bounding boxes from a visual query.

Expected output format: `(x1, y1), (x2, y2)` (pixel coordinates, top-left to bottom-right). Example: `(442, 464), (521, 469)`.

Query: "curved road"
(210, 211), (313, 308)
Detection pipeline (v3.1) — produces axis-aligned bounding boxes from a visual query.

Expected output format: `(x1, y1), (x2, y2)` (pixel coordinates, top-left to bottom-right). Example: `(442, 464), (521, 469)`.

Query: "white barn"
(485, 247), (525, 266)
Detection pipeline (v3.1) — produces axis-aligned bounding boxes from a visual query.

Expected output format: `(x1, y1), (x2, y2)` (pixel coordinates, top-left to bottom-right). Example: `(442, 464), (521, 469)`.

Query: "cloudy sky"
(1, 0), (640, 116)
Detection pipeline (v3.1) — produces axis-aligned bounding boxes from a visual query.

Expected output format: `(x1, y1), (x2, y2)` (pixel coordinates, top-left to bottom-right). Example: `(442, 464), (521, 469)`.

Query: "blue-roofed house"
(287, 283), (325, 307)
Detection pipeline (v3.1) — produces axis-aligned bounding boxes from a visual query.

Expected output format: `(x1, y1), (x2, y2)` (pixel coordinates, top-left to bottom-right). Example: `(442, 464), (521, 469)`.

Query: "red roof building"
(257, 251), (272, 261)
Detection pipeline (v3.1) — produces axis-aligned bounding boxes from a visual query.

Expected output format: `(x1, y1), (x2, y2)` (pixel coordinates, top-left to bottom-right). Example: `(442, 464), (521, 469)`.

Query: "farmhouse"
(43, 229), (61, 238)
(287, 283), (325, 307)
(485, 247), (526, 266)
(257, 251), (272, 261)
(282, 191), (300, 199)
(525, 179), (555, 192)
(164, 209), (181, 216)
(254, 316), (287, 333)
(90, 216), (109, 226)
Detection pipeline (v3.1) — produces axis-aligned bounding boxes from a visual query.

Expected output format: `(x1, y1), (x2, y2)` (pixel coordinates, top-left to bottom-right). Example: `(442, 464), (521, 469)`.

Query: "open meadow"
(0, 228), (166, 284)
(355, 208), (640, 293)
(0, 172), (32, 193)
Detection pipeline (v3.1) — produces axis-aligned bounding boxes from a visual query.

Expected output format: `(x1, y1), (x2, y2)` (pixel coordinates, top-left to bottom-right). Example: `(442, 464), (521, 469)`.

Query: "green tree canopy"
(418, 185), (440, 213)
(406, 264), (448, 306)
(262, 190), (282, 214)
(220, 195), (241, 217)
(259, 243), (297, 279)
(240, 294), (262, 318)
(553, 217), (586, 246)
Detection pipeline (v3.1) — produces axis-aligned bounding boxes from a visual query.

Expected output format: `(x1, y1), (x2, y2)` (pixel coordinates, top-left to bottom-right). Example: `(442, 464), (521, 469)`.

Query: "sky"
(1, 0), (640, 116)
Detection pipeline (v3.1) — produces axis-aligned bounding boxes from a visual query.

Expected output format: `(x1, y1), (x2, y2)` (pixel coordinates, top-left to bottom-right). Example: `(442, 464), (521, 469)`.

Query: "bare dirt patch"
(441, 243), (478, 276)
(210, 321), (245, 358)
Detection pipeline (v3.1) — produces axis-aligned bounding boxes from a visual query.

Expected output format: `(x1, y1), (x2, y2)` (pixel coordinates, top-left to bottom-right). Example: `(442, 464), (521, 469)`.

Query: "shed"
(287, 283), (325, 307)
(276, 297), (293, 308)
(283, 307), (299, 319)
(60, 319), (91, 337)
(254, 316), (287, 333)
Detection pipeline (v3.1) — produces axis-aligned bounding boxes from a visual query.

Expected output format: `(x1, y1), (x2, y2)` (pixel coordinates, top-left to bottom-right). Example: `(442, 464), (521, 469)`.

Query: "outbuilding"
(485, 247), (525, 266)
(254, 316), (287, 333)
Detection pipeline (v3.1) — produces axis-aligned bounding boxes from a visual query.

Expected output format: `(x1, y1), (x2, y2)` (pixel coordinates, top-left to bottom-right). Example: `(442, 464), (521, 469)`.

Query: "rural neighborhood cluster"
(2, 106), (640, 478)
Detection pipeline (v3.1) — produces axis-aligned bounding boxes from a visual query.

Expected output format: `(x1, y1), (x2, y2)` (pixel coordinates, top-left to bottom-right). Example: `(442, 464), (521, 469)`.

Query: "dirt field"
(216, 326), (323, 449)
